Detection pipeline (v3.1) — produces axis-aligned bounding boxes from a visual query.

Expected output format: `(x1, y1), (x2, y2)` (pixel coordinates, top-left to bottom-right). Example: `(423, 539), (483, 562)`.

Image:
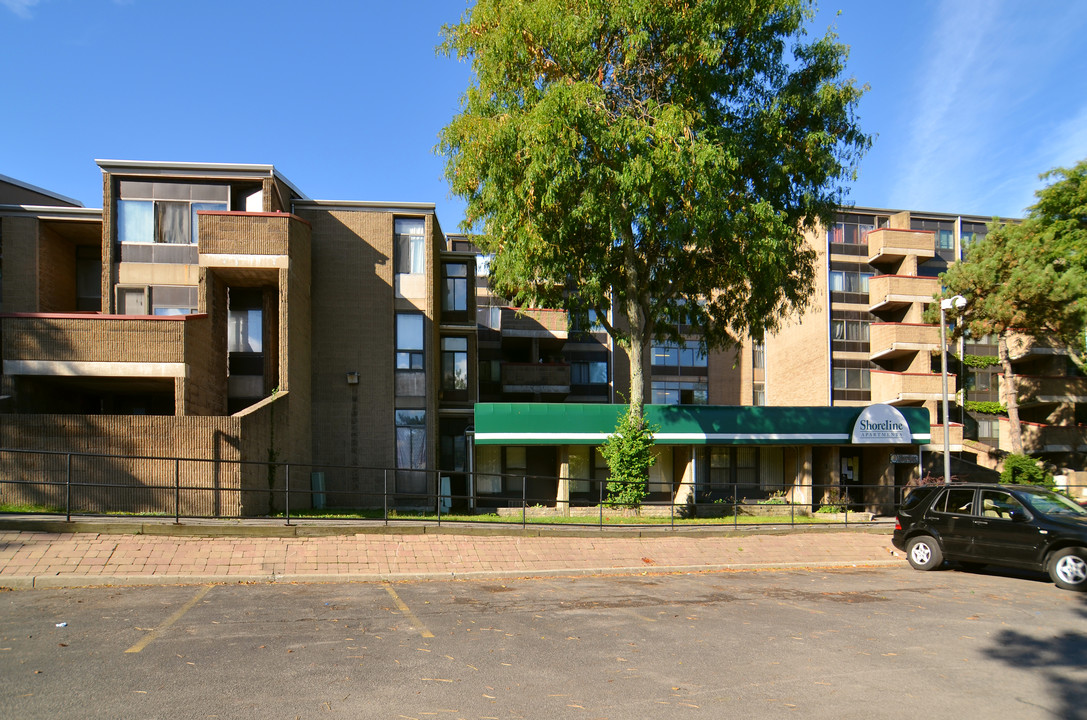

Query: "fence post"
(384, 469), (389, 526)
(732, 485), (737, 529)
(284, 463), (291, 526)
(174, 458), (181, 524)
(436, 473), (441, 527)
(522, 475), (527, 530)
(65, 453), (72, 522)
(598, 478), (604, 529)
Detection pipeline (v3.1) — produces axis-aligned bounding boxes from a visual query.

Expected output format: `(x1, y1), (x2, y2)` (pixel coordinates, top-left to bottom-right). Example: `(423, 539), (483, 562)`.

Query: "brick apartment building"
(0, 162), (1082, 517)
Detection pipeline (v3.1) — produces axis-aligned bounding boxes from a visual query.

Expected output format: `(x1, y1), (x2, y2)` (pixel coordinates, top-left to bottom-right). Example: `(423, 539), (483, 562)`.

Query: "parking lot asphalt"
(0, 515), (904, 589)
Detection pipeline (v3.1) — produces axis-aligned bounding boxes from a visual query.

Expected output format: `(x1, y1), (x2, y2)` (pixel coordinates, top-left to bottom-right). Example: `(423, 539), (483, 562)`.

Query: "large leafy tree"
(438, 0), (869, 418)
(939, 158), (1087, 454)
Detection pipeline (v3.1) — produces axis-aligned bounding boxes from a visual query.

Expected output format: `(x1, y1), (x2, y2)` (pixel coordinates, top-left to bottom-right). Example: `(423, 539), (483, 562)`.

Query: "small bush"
(1000, 454), (1054, 487)
(601, 406), (656, 509)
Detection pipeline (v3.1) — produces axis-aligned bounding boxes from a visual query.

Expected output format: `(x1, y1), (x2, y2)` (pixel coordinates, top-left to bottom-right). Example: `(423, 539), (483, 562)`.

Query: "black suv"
(893, 482), (1087, 591)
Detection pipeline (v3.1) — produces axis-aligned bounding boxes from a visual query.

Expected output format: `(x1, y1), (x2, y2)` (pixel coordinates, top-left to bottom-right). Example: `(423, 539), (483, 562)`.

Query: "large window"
(396, 313), (424, 370)
(911, 218), (955, 251)
(442, 262), (468, 311)
(832, 320), (870, 342)
(441, 336), (468, 392)
(651, 341), (707, 368)
(652, 380), (708, 405)
(829, 270), (872, 293)
(117, 181), (227, 244)
(394, 218), (426, 275)
(395, 410), (426, 470)
(571, 361), (608, 385)
(829, 215), (876, 244)
(832, 367), (871, 390)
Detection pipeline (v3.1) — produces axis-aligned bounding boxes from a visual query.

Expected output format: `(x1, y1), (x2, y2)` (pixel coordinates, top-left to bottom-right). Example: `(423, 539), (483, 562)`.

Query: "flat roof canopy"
(474, 404), (931, 446)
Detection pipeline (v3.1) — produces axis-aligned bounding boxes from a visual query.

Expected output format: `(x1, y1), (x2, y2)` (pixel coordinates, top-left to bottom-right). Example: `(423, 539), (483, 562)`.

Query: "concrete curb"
(0, 515), (895, 540)
(0, 559), (907, 590)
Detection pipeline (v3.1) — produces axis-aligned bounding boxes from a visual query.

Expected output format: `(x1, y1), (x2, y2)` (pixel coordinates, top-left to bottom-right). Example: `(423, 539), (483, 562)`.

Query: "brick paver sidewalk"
(0, 528), (904, 589)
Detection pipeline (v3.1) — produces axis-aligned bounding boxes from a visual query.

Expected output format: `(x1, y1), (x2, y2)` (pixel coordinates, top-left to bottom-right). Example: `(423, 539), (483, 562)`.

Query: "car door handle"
(973, 520), (988, 525)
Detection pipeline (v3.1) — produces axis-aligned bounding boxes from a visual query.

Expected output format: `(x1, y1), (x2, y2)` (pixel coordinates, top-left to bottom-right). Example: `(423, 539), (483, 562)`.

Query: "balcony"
(501, 362), (571, 396)
(869, 323), (941, 362)
(501, 307), (569, 339)
(197, 211), (310, 268)
(1021, 423), (1087, 453)
(868, 275), (940, 313)
(2, 313), (210, 376)
(867, 229), (935, 265)
(1005, 331), (1071, 362)
(999, 375), (1087, 407)
(871, 369), (949, 404)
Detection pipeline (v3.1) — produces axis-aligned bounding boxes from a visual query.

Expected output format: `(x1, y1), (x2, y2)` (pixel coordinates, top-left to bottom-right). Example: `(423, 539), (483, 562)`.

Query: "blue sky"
(3, 0), (1086, 228)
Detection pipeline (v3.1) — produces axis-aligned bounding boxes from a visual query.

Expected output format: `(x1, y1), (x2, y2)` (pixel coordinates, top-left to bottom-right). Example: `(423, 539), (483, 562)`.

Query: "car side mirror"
(1009, 509), (1028, 522)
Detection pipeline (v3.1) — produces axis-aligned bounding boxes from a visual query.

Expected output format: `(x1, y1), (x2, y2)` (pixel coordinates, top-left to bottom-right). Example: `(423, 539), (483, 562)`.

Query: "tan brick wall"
(2, 217), (40, 312)
(3, 316), (187, 363)
(37, 223), (77, 312)
(198, 212), (295, 255)
(0, 414), (247, 515)
(298, 208), (397, 500)
(764, 228), (831, 405)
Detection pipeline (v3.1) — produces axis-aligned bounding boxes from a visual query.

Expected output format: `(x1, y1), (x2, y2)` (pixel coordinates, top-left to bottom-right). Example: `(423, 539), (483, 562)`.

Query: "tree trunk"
(998, 331), (1023, 455)
(623, 237), (646, 422)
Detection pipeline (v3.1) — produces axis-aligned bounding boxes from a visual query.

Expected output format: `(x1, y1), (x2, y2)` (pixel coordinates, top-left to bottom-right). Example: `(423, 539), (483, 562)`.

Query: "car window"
(933, 488), (975, 515)
(1021, 490), (1087, 517)
(901, 487), (935, 511)
(979, 490), (1025, 520)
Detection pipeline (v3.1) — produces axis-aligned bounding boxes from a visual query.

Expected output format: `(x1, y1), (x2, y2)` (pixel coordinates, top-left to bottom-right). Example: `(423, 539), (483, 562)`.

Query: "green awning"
(473, 403), (930, 446)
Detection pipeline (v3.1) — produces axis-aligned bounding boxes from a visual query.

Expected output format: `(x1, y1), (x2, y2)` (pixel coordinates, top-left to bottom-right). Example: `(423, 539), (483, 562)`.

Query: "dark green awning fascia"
(473, 403), (931, 446)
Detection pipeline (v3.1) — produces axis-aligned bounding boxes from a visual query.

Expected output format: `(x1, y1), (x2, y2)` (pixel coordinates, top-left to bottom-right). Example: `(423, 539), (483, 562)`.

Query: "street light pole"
(940, 295), (967, 484)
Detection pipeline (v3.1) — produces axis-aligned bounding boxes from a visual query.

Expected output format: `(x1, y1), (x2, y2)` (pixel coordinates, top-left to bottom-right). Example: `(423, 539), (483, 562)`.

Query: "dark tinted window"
(934, 488), (975, 514)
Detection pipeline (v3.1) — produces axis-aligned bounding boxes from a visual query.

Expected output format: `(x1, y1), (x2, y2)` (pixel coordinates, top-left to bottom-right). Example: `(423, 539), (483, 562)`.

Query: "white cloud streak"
(2, 0), (41, 18)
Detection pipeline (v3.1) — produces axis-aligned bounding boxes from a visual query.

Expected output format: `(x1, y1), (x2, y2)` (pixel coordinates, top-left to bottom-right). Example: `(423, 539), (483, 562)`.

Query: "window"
(651, 380), (708, 404)
(116, 181), (227, 244)
(572, 361), (608, 385)
(752, 342), (765, 370)
(832, 367), (870, 390)
(980, 490), (1024, 519)
(651, 341), (707, 368)
(977, 418), (1000, 445)
(395, 410), (426, 469)
(441, 336), (468, 392)
(396, 313), (424, 370)
(228, 309), (262, 353)
(829, 215), (875, 244)
(475, 253), (493, 277)
(829, 271), (872, 293)
(935, 487), (975, 514)
(910, 218), (955, 251)
(961, 221), (988, 249)
(752, 382), (765, 406)
(394, 218), (426, 275)
(832, 320), (870, 342)
(442, 262), (468, 311)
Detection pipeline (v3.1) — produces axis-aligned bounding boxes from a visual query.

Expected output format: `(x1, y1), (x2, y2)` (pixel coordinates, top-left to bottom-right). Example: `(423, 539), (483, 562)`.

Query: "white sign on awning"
(851, 404), (913, 444)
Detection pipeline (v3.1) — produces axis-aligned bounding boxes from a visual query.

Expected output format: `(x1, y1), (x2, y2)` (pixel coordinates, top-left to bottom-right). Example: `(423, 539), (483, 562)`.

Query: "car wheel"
(906, 535), (943, 571)
(1048, 548), (1087, 591)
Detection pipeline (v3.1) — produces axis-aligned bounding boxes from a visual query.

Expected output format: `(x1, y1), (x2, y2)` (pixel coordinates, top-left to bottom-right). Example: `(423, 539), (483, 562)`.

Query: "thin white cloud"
(891, 0), (1003, 213)
(2, 0), (41, 18)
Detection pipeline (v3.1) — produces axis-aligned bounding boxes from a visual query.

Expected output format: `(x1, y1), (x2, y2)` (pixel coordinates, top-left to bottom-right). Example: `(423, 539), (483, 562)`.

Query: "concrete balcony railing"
(930, 422), (965, 451)
(870, 323), (941, 362)
(1021, 423), (1087, 453)
(999, 375), (1087, 406)
(1005, 331), (1071, 362)
(501, 307), (569, 338)
(871, 369), (949, 404)
(501, 362), (571, 395)
(197, 211), (310, 260)
(868, 275), (940, 313)
(867, 228), (935, 265)
(1, 313), (211, 372)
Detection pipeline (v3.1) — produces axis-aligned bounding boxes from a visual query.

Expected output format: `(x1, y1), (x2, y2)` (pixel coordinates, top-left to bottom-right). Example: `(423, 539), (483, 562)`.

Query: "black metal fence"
(1, 447), (1083, 530)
